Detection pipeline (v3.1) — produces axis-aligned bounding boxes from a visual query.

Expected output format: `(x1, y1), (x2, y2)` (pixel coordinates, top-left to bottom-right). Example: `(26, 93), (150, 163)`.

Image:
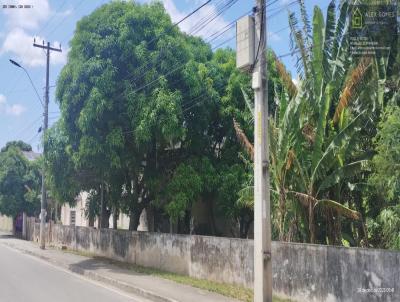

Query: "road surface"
(0, 239), (145, 302)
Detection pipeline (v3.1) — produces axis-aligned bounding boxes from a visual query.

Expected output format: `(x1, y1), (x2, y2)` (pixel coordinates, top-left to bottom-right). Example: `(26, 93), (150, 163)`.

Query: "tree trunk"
(243, 217), (253, 239)
(11, 216), (16, 236)
(207, 199), (218, 236)
(99, 184), (104, 228)
(100, 184), (110, 229)
(88, 215), (94, 228)
(147, 206), (154, 232)
(55, 205), (58, 223)
(278, 187), (286, 241)
(169, 219), (178, 234)
(326, 209), (341, 245)
(102, 210), (110, 229)
(309, 202), (316, 244)
(129, 208), (140, 231)
(113, 211), (118, 230)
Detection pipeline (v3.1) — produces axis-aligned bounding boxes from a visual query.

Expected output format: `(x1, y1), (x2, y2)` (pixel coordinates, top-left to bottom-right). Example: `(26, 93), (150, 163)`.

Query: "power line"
(36, 0), (69, 37)
(102, 0), (220, 95)
(135, 0), (238, 82)
(46, 0), (88, 39)
(13, 115), (42, 142)
(121, 0), (294, 99)
(55, 0), (300, 126)
(175, 0), (212, 26)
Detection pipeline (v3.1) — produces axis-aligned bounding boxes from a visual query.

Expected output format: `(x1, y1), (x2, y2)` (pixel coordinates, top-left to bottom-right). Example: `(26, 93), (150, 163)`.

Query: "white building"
(60, 192), (131, 229)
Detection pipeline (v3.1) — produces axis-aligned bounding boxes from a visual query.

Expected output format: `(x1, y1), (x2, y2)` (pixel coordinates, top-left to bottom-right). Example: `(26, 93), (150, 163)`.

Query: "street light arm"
(22, 67), (44, 107)
(9, 59), (44, 107)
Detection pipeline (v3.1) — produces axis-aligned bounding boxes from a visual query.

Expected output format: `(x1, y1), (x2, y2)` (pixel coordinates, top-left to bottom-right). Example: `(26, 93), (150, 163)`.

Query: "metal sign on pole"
(236, 0), (272, 301)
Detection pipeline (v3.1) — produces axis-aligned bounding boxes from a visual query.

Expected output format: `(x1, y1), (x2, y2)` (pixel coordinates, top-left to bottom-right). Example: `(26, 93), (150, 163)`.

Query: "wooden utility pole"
(253, 0), (272, 301)
(33, 40), (62, 250)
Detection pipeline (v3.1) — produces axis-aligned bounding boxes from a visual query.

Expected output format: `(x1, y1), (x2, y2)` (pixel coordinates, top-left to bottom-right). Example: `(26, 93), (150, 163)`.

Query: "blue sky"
(0, 0), (326, 151)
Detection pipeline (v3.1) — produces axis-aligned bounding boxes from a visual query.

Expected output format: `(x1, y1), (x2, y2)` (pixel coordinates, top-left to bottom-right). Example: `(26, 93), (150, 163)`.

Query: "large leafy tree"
(53, 1), (227, 231)
(0, 143), (40, 219)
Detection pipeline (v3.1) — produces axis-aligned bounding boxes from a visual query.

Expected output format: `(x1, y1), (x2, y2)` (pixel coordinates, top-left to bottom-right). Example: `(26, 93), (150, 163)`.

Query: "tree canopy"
(35, 0), (400, 248)
(0, 143), (40, 218)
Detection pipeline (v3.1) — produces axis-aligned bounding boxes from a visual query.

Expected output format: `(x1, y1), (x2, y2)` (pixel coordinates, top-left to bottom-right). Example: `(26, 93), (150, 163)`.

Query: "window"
(70, 211), (76, 226)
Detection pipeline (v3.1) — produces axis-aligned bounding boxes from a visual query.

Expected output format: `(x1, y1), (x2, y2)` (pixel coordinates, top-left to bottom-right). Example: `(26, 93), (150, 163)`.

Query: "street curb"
(2, 241), (179, 302)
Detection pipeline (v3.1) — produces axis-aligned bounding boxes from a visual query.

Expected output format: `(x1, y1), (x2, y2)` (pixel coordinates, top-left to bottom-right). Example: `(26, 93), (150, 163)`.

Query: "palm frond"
(289, 11), (309, 80)
(315, 199), (362, 220)
(317, 160), (368, 194)
(240, 87), (254, 117)
(237, 186), (254, 209)
(311, 5), (325, 98)
(312, 83), (335, 170)
(287, 191), (314, 207)
(333, 56), (372, 123)
(288, 191), (362, 220)
(233, 119), (254, 161)
(322, 1), (336, 81)
(311, 111), (365, 187)
(331, 1), (348, 62)
(274, 56), (298, 99)
(298, 0), (312, 47)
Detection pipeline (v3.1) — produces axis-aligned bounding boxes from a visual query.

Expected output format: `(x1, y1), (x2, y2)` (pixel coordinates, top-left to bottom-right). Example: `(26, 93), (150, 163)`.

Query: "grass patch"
(62, 248), (291, 302)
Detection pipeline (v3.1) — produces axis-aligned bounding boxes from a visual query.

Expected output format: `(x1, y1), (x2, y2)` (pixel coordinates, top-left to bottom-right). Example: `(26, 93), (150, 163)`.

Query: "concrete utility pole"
(33, 40), (62, 250)
(253, 0), (272, 301)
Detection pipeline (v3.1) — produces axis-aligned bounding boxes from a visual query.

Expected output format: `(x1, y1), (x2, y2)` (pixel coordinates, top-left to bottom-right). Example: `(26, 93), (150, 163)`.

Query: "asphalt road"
(0, 241), (145, 302)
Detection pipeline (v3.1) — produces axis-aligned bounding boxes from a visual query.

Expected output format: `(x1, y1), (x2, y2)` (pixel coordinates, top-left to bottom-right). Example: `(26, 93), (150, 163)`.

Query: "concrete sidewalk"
(0, 233), (240, 302)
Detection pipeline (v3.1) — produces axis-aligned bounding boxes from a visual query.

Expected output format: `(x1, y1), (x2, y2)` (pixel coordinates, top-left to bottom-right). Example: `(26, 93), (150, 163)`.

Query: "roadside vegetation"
(0, 0), (399, 249)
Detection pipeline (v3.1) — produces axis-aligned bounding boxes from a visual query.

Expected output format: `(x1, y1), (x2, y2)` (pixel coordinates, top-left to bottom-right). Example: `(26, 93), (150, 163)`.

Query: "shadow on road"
(68, 257), (144, 278)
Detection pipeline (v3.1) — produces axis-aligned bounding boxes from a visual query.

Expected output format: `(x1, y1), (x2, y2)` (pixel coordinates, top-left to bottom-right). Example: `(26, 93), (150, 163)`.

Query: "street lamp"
(9, 59), (44, 107)
(9, 59), (47, 249)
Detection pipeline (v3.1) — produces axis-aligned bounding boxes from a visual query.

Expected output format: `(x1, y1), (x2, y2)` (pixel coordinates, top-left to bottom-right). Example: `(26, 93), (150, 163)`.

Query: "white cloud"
(268, 31), (282, 42)
(2, 0), (50, 30)
(0, 0), (67, 67)
(1, 28), (67, 67)
(0, 95), (6, 105)
(6, 104), (26, 116)
(0, 94), (27, 117)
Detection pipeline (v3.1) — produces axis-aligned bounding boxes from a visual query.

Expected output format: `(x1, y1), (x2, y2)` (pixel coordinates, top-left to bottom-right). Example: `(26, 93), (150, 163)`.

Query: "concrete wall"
(29, 223), (399, 302)
(0, 215), (13, 232)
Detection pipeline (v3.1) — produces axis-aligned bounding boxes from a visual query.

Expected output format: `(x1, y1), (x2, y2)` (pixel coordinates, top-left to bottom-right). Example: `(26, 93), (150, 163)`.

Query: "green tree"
(1, 140), (32, 153)
(367, 105), (400, 249)
(0, 144), (40, 219)
(54, 1), (215, 230)
(370, 105), (400, 201)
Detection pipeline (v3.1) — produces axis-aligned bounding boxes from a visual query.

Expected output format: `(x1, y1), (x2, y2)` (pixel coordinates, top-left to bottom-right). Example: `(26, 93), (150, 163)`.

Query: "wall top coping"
(43, 223), (400, 255)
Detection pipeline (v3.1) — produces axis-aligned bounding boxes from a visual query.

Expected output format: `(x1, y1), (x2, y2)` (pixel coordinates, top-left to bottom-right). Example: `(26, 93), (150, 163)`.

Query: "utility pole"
(253, 0), (272, 301)
(33, 40), (62, 250)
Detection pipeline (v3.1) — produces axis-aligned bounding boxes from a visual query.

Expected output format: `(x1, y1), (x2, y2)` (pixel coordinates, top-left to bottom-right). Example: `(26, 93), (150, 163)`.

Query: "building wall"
(60, 192), (88, 227)
(29, 223), (400, 302)
(60, 191), (130, 229)
(0, 215), (13, 232)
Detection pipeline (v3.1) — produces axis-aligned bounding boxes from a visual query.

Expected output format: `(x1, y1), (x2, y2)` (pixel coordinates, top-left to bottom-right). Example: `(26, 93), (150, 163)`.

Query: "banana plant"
(234, 0), (376, 244)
